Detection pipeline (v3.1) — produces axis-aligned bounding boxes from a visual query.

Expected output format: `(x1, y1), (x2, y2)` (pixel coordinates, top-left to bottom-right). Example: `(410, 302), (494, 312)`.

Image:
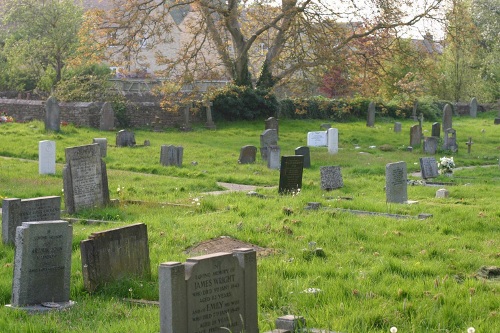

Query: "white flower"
(390, 327), (398, 333)
(467, 328), (475, 333)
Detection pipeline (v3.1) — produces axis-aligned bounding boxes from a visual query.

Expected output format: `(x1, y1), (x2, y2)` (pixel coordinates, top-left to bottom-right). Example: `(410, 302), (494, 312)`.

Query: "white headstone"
(307, 131), (327, 147)
(327, 128), (339, 154)
(39, 140), (56, 175)
(436, 188), (449, 198)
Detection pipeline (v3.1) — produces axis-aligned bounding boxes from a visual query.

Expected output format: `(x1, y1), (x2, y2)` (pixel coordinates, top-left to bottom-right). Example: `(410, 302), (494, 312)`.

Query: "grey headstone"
(443, 128), (458, 152)
(394, 122), (402, 133)
(327, 128), (338, 154)
(265, 117), (279, 138)
(9, 221), (72, 308)
(470, 97), (477, 118)
(160, 145), (183, 167)
(419, 157), (439, 179)
(385, 161), (407, 203)
(431, 122), (440, 138)
(116, 130), (136, 147)
(159, 248), (258, 333)
(44, 96), (60, 132)
(39, 140), (56, 175)
(412, 100), (418, 120)
(260, 129), (278, 160)
(307, 131), (327, 147)
(99, 102), (115, 131)
(320, 123), (331, 130)
(2, 196), (61, 246)
(92, 138), (107, 158)
(294, 146), (310, 168)
(409, 124), (421, 147)
(63, 144), (110, 214)
(442, 104), (453, 132)
(436, 188), (449, 198)
(267, 145), (281, 170)
(279, 156), (304, 194)
(367, 101), (375, 127)
(80, 223), (151, 293)
(276, 315), (306, 332)
(320, 166), (343, 190)
(238, 145), (257, 164)
(423, 137), (438, 155)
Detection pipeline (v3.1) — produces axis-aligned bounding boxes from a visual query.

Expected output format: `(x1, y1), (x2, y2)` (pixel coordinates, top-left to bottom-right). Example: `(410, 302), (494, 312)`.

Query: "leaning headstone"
(436, 188), (449, 198)
(419, 157), (439, 179)
(160, 145), (183, 167)
(409, 124), (421, 147)
(7, 221), (73, 310)
(44, 96), (60, 132)
(470, 97), (477, 118)
(81, 223), (151, 293)
(295, 146), (310, 168)
(265, 117), (279, 138)
(92, 138), (107, 158)
(431, 122), (441, 138)
(99, 102), (115, 131)
(116, 130), (136, 147)
(385, 161), (407, 203)
(159, 248), (258, 333)
(267, 145), (281, 170)
(39, 140), (56, 175)
(394, 122), (402, 133)
(423, 136), (438, 155)
(443, 128), (458, 152)
(307, 131), (327, 147)
(63, 144), (110, 214)
(442, 104), (453, 132)
(279, 155), (304, 194)
(327, 128), (338, 154)
(320, 166), (343, 190)
(260, 129), (278, 160)
(366, 101), (375, 127)
(2, 196), (61, 245)
(238, 145), (257, 164)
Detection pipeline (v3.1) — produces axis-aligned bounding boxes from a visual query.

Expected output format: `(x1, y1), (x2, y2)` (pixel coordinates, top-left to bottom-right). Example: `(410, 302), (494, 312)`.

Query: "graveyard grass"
(0, 112), (499, 332)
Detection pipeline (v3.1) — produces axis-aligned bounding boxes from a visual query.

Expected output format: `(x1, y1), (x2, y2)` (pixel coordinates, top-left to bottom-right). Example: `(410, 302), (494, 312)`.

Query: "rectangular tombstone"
(306, 131), (327, 147)
(320, 166), (344, 190)
(80, 223), (151, 293)
(9, 221), (73, 309)
(294, 146), (310, 168)
(238, 145), (257, 164)
(443, 128), (458, 152)
(92, 138), (107, 158)
(159, 248), (258, 333)
(39, 140), (56, 175)
(116, 129), (136, 147)
(279, 155), (304, 194)
(366, 101), (375, 127)
(265, 117), (279, 138)
(160, 145), (184, 167)
(327, 128), (338, 154)
(99, 102), (115, 131)
(44, 96), (60, 132)
(431, 122), (440, 138)
(393, 122), (402, 133)
(470, 97), (477, 118)
(385, 162), (408, 203)
(409, 124), (421, 147)
(423, 136), (438, 155)
(260, 129), (278, 160)
(419, 157), (439, 179)
(2, 196), (61, 245)
(63, 144), (110, 214)
(267, 145), (281, 170)
(442, 104), (453, 132)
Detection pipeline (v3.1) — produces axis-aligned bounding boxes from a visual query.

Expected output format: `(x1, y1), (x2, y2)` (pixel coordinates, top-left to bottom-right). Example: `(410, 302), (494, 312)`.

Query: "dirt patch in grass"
(185, 236), (275, 257)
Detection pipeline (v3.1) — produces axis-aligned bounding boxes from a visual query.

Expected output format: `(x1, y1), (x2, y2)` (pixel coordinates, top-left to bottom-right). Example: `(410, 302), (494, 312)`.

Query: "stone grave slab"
(320, 166), (343, 190)
(279, 155), (304, 194)
(238, 145), (257, 164)
(39, 140), (56, 175)
(307, 131), (327, 147)
(419, 157), (439, 179)
(294, 146), (310, 168)
(385, 161), (407, 203)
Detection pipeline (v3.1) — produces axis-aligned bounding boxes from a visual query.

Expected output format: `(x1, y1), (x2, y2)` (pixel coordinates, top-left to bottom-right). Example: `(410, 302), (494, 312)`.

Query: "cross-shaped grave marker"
(466, 137), (474, 154)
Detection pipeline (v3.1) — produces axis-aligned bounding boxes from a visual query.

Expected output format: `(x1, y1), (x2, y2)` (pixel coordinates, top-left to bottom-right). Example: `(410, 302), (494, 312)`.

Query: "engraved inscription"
(390, 167), (405, 186)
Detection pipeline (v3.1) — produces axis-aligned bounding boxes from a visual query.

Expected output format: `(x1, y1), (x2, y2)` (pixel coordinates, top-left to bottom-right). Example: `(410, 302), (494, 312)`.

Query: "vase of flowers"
(438, 156), (455, 176)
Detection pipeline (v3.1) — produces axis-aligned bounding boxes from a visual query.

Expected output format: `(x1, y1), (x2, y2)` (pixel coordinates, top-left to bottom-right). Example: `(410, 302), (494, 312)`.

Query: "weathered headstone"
(419, 157), (439, 179)
(39, 140), (56, 175)
(267, 145), (281, 170)
(443, 128), (458, 152)
(409, 124), (421, 147)
(205, 101), (216, 130)
(160, 145), (183, 167)
(159, 248), (258, 333)
(99, 102), (115, 131)
(431, 122), (441, 138)
(44, 96), (60, 132)
(80, 223), (151, 293)
(265, 117), (279, 138)
(92, 138), (107, 158)
(394, 122), (402, 133)
(63, 144), (110, 214)
(238, 145), (257, 164)
(423, 136), (438, 155)
(320, 166), (343, 190)
(436, 188), (449, 198)
(7, 221), (73, 310)
(307, 131), (327, 147)
(279, 155), (304, 194)
(442, 104), (453, 132)
(2, 196), (61, 245)
(294, 146), (310, 168)
(327, 128), (338, 154)
(470, 97), (477, 118)
(385, 161), (407, 203)
(366, 101), (375, 127)
(116, 130), (136, 147)
(260, 129), (278, 160)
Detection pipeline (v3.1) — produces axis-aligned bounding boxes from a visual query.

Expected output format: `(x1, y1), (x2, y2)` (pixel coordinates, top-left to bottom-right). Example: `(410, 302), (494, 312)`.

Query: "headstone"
(327, 128), (338, 154)
(279, 155), (304, 194)
(394, 122), (402, 133)
(307, 131), (327, 147)
(205, 101), (216, 130)
(412, 100), (419, 121)
(294, 146), (310, 168)
(159, 248), (258, 333)
(418, 113), (424, 136)
(466, 137), (473, 154)
(276, 315), (306, 332)
(80, 223), (151, 293)
(385, 161), (407, 203)
(443, 128), (458, 152)
(320, 123), (331, 130)
(419, 157), (439, 179)
(116, 130), (136, 147)
(470, 97), (477, 118)
(442, 104), (452, 132)
(7, 221), (73, 310)
(99, 102), (115, 131)
(44, 96), (60, 132)
(431, 122), (440, 138)
(265, 117), (279, 138)
(63, 144), (110, 214)
(160, 145), (184, 167)
(92, 138), (107, 158)
(238, 145), (257, 164)
(320, 166), (343, 190)
(267, 145), (281, 170)
(366, 101), (375, 127)
(39, 140), (56, 175)
(436, 188), (449, 198)
(260, 129), (278, 160)
(423, 136), (438, 154)
(181, 106), (192, 131)
(409, 124), (421, 147)
(2, 196), (61, 245)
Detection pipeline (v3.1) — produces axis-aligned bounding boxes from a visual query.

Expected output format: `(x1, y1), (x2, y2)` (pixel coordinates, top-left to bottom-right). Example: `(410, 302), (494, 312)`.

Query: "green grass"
(0, 113), (499, 332)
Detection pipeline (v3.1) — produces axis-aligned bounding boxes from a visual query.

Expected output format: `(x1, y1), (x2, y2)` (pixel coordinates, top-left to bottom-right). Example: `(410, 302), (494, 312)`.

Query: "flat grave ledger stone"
(45, 96), (60, 132)
(160, 145), (183, 167)
(238, 145), (257, 164)
(327, 128), (338, 154)
(81, 223), (151, 293)
(99, 102), (115, 131)
(320, 166), (343, 190)
(39, 140), (56, 175)
(267, 145), (281, 170)
(431, 122), (440, 138)
(423, 136), (438, 155)
(279, 155), (304, 194)
(92, 138), (107, 158)
(442, 103), (453, 132)
(419, 157), (439, 179)
(2, 196), (61, 245)
(385, 161), (407, 203)
(159, 248), (258, 333)
(443, 128), (458, 152)
(294, 146), (310, 168)
(265, 117), (279, 138)
(409, 124), (421, 147)
(260, 129), (278, 160)
(116, 130), (136, 147)
(63, 144), (110, 214)
(8, 221), (73, 310)
(394, 122), (402, 133)
(470, 97), (477, 118)
(306, 131), (327, 147)
(367, 101), (375, 127)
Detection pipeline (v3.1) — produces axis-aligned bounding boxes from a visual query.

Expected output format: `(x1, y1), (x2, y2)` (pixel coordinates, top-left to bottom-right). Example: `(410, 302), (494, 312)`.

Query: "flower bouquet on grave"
(0, 112), (14, 123)
(438, 156), (455, 175)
